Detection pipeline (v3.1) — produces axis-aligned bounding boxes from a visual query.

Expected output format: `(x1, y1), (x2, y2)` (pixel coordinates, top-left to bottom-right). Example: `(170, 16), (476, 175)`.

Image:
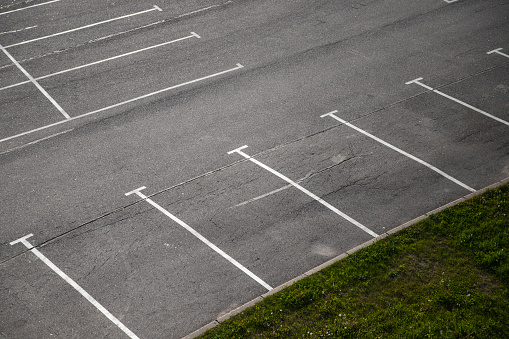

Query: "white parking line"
(10, 234), (140, 339)
(487, 48), (509, 59)
(443, 0), (459, 3)
(0, 63), (244, 144)
(228, 146), (379, 238)
(125, 187), (272, 291)
(321, 111), (476, 192)
(5, 5), (163, 48)
(406, 77), (509, 127)
(0, 26), (38, 36)
(0, 32), (201, 92)
(0, 0), (60, 16)
(0, 43), (70, 119)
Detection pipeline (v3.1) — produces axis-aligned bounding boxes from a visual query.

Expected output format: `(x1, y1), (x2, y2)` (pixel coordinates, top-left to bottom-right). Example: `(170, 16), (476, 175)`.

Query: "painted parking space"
(1, 0), (508, 338)
(10, 234), (140, 338)
(0, 3), (166, 56)
(0, 2), (240, 146)
(422, 63), (509, 124)
(1, 195), (270, 338)
(125, 186), (273, 291)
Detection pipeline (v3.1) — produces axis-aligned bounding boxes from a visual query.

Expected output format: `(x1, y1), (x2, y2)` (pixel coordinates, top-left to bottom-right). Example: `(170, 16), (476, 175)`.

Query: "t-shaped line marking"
(125, 186), (272, 291)
(125, 186), (148, 198)
(487, 48), (509, 59)
(228, 145), (378, 237)
(405, 77), (433, 90)
(227, 145), (250, 157)
(9, 233), (35, 248)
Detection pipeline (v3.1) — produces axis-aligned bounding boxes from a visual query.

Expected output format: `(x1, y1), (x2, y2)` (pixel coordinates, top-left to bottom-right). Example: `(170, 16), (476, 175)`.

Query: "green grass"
(199, 183), (509, 338)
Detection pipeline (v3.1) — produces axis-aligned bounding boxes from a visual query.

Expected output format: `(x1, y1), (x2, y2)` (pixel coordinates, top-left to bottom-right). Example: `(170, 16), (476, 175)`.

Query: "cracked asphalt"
(1, 0), (508, 338)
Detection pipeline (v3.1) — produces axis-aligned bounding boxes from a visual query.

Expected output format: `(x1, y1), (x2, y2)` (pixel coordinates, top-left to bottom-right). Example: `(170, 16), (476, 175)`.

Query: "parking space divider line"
(321, 111), (476, 192)
(183, 176), (509, 339)
(0, 32), (201, 92)
(0, 0), (60, 16)
(5, 5), (162, 48)
(406, 77), (509, 127)
(0, 43), (70, 119)
(0, 63), (244, 144)
(10, 234), (140, 339)
(125, 187), (273, 291)
(227, 145), (379, 238)
(487, 48), (509, 59)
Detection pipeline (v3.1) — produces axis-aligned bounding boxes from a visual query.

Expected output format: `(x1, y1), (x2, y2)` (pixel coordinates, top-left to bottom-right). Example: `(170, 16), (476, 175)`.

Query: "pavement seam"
(182, 176), (509, 339)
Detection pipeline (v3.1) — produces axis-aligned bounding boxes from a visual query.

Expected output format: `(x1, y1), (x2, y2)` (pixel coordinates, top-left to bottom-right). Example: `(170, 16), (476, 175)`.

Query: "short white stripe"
(0, 26), (38, 36)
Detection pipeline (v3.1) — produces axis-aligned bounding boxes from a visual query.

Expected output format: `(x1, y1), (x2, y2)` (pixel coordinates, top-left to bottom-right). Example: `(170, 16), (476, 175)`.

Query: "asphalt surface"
(1, 0), (508, 338)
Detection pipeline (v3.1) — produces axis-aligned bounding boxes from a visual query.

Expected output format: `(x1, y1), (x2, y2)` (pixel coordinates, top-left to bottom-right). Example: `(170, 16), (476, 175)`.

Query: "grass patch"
(198, 184), (509, 338)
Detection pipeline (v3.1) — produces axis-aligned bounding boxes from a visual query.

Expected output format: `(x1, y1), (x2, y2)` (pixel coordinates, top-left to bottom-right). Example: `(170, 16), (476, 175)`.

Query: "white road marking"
(0, 129), (72, 156)
(0, 63), (244, 144)
(321, 111), (476, 192)
(174, 1), (233, 19)
(10, 234), (140, 339)
(234, 170), (320, 207)
(487, 48), (509, 59)
(125, 187), (272, 291)
(235, 183), (293, 207)
(0, 25), (38, 36)
(443, 0), (458, 3)
(0, 0), (60, 16)
(5, 5), (162, 48)
(228, 146), (379, 238)
(0, 43), (70, 119)
(406, 77), (509, 127)
(0, 32), (201, 92)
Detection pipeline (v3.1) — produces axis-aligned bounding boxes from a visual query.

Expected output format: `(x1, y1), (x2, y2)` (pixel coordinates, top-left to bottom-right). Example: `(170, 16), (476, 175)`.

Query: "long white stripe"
(433, 90), (509, 127)
(5, 5), (161, 48)
(321, 111), (476, 192)
(228, 146), (378, 237)
(0, 43), (70, 119)
(406, 77), (509, 127)
(0, 0), (60, 16)
(10, 234), (139, 339)
(125, 187), (272, 291)
(0, 32), (200, 92)
(0, 63), (243, 144)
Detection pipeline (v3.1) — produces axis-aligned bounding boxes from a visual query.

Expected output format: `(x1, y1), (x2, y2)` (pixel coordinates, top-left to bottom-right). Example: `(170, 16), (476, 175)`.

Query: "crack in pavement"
(232, 155), (359, 207)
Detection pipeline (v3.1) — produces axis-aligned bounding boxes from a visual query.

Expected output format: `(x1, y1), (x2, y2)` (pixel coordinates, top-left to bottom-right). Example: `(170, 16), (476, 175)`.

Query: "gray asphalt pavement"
(1, 0), (508, 338)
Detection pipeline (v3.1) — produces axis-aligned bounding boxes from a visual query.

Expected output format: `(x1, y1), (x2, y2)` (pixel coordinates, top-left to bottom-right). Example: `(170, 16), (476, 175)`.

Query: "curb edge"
(183, 177), (509, 338)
